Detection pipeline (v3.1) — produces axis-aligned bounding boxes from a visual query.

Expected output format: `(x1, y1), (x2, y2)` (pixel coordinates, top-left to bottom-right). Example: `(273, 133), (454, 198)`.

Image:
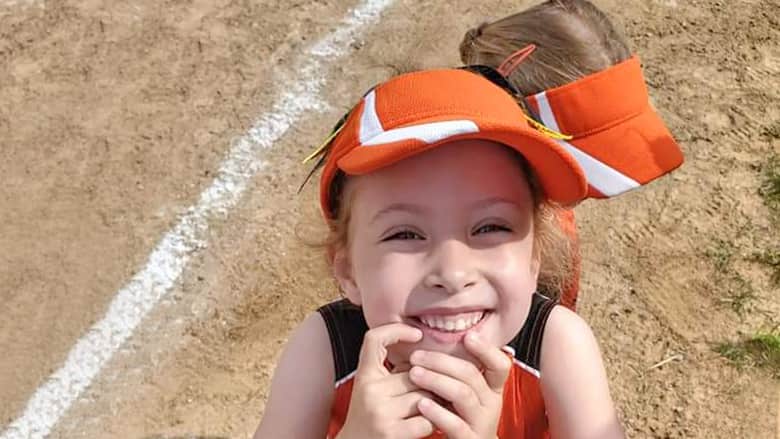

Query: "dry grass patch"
(716, 332), (780, 379)
(759, 153), (780, 220)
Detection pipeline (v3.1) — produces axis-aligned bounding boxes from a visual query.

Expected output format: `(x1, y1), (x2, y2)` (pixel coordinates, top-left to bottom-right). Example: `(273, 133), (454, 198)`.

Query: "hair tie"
(497, 44), (537, 77)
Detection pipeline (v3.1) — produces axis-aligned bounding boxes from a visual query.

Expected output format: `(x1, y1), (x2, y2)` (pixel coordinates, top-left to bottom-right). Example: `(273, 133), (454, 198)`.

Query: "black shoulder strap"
(507, 292), (557, 372)
(317, 299), (368, 382)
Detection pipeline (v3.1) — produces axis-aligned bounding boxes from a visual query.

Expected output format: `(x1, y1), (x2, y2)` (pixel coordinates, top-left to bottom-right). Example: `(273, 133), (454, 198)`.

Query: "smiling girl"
(253, 1), (685, 436)
(253, 67), (626, 438)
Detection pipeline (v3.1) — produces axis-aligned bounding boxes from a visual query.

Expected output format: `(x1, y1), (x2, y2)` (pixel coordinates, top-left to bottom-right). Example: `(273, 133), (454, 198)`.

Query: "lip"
(406, 310), (491, 344)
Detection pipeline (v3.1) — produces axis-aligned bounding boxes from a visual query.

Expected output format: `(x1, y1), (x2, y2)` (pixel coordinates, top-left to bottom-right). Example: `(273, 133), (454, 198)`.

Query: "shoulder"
(281, 311), (335, 370)
(539, 306), (605, 392)
(540, 305), (605, 384)
(253, 312), (335, 439)
(541, 305), (599, 359)
(539, 306), (625, 439)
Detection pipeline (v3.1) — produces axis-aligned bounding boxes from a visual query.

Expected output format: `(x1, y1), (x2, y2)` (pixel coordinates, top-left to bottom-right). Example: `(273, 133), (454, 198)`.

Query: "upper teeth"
(419, 312), (484, 332)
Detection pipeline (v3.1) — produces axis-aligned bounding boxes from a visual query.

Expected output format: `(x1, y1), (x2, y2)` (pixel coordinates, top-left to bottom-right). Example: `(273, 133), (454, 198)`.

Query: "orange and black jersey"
(317, 292), (558, 439)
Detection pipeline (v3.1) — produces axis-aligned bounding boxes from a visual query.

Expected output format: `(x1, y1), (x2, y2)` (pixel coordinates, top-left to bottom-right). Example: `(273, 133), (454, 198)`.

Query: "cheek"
(483, 242), (538, 339)
(487, 240), (538, 284)
(352, 250), (423, 325)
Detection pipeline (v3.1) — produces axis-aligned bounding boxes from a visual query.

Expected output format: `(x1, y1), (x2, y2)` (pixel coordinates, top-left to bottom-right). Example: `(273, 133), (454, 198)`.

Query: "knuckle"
(497, 355), (512, 373)
(413, 419), (435, 438)
(464, 363), (482, 380)
(457, 382), (473, 401)
(363, 330), (380, 346)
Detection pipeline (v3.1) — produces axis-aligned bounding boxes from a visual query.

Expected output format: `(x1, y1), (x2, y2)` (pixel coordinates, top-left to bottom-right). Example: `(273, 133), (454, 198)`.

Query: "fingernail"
(410, 366), (425, 378)
(410, 350), (425, 363)
(419, 398), (431, 409)
(466, 332), (480, 343)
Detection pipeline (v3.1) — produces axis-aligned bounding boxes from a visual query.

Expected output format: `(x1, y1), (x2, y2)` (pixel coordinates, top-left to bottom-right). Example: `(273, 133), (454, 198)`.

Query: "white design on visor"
(358, 90), (479, 146)
(534, 91), (640, 197)
(359, 90), (384, 143)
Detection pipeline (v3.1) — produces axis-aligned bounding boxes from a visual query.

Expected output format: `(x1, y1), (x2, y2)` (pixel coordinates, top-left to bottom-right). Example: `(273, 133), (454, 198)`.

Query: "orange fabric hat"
(524, 56), (684, 198)
(317, 68), (589, 218)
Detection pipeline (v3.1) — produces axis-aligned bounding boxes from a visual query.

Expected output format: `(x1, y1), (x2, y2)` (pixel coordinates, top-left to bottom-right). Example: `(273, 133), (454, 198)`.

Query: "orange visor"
(316, 68), (588, 219)
(524, 56), (684, 198)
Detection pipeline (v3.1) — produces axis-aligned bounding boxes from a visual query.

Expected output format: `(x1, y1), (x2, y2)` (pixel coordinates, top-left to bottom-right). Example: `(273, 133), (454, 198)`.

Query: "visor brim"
(337, 117), (588, 206)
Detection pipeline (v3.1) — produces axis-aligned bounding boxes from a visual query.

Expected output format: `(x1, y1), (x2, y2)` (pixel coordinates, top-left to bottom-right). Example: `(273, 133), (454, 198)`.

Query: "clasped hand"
(336, 324), (511, 439)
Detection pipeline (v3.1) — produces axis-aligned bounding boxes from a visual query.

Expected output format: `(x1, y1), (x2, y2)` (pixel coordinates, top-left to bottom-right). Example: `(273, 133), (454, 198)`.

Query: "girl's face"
(334, 140), (540, 366)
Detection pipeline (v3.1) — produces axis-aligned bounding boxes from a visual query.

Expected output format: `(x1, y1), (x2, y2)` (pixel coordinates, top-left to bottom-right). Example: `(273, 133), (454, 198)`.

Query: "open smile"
(408, 310), (491, 343)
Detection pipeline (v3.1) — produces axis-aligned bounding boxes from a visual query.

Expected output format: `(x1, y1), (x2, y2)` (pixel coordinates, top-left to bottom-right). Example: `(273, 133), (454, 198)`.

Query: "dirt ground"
(1, 0), (778, 437)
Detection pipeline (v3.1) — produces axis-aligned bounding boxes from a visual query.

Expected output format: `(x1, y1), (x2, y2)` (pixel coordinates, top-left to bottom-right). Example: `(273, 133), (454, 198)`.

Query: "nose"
(423, 239), (479, 294)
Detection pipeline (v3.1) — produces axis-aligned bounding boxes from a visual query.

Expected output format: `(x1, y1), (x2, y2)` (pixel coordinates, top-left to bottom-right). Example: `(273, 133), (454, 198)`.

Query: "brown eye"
(382, 230), (425, 241)
(473, 224), (512, 235)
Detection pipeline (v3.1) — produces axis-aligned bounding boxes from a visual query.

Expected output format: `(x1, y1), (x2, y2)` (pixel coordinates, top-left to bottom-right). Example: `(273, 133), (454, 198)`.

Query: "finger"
(391, 361), (412, 373)
(394, 415), (436, 439)
(356, 324), (422, 382)
(464, 332), (511, 393)
(386, 390), (435, 419)
(376, 372), (419, 397)
(409, 366), (481, 421)
(409, 350), (492, 403)
(417, 397), (471, 439)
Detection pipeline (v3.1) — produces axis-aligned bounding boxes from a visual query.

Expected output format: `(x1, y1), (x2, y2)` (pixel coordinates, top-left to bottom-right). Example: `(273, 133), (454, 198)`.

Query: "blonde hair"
(459, 0), (631, 95)
(323, 153), (574, 299)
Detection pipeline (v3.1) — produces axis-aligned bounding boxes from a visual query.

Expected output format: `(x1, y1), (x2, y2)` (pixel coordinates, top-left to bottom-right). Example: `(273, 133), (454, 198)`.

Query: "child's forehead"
(348, 141), (534, 211)
(364, 139), (526, 178)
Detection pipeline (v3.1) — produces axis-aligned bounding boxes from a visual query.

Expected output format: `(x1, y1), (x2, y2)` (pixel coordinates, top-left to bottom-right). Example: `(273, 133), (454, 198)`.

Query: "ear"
(332, 247), (361, 305)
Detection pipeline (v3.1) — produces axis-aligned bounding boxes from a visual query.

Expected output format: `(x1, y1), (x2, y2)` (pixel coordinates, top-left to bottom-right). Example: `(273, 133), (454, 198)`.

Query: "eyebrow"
(469, 196), (525, 210)
(369, 197), (523, 225)
(370, 203), (428, 225)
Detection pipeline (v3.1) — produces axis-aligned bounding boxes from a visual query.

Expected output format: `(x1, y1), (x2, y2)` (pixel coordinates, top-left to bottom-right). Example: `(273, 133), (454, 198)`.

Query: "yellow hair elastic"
(302, 123), (346, 165)
(521, 112), (573, 141)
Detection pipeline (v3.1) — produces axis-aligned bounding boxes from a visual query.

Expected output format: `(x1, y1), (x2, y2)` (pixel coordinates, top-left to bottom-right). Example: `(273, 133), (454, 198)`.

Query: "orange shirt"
(318, 292), (558, 439)
(325, 354), (550, 439)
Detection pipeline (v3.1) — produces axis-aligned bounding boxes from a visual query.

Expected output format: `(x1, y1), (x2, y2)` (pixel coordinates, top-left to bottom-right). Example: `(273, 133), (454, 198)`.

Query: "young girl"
(254, 67), (628, 438)
(255, 1), (684, 437)
(459, 0), (684, 310)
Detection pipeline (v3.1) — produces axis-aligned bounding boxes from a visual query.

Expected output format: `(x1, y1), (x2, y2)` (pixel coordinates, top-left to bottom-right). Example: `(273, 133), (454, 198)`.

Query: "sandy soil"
(0, 0), (778, 438)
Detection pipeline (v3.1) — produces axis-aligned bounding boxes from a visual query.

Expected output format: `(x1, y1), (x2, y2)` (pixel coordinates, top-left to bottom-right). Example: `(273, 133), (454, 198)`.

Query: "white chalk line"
(0, 0), (394, 437)
(0, 1), (41, 6)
